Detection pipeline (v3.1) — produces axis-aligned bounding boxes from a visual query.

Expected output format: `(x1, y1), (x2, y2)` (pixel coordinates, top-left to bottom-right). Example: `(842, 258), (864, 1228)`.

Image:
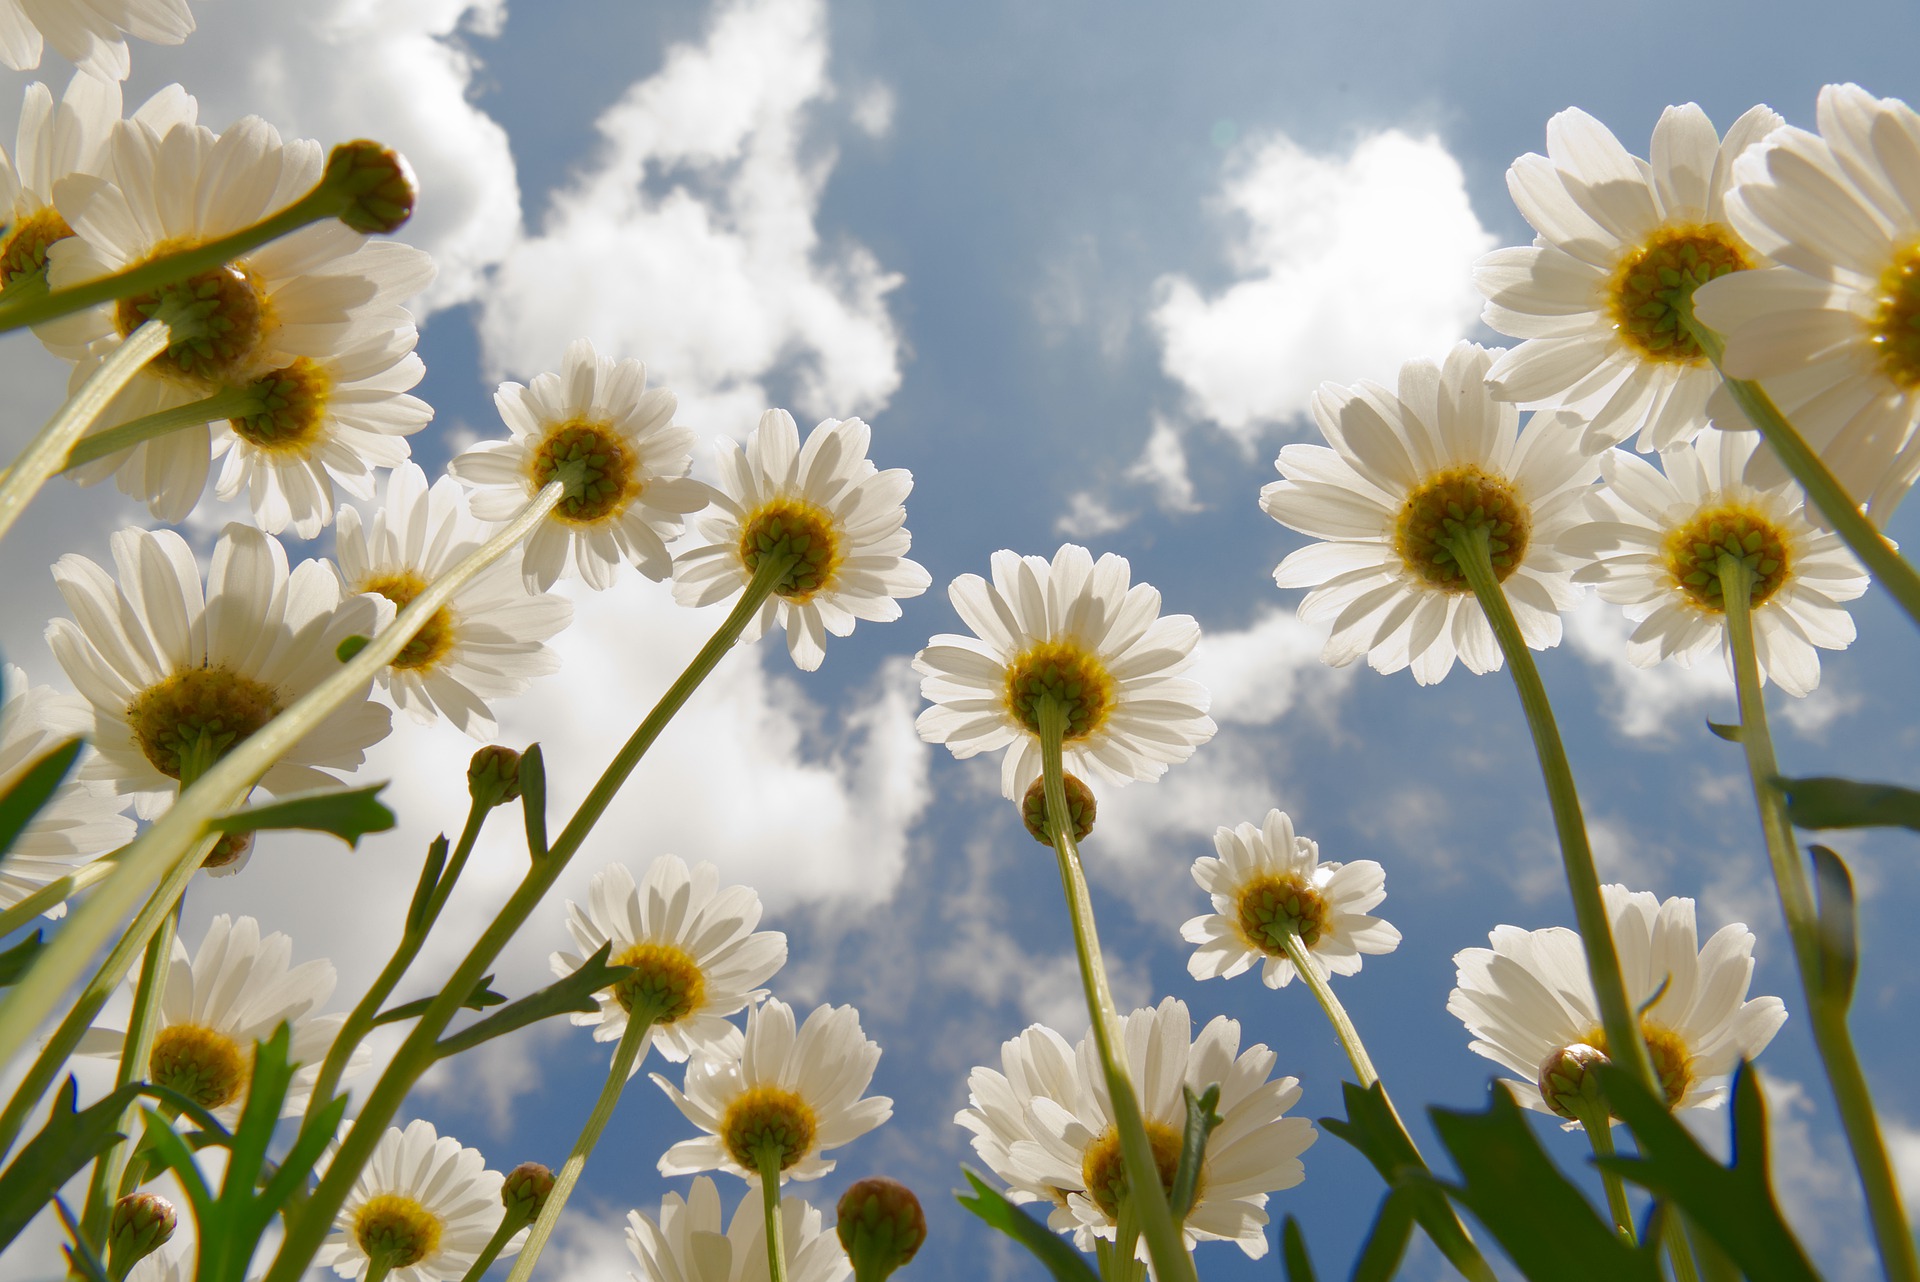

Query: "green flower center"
(609, 941), (705, 1023)
(1234, 872), (1331, 954)
(127, 668), (282, 782)
(1608, 224), (1752, 364)
(738, 498), (842, 601)
(0, 207), (73, 288)
(361, 571), (457, 672)
(1081, 1120), (1187, 1221)
(721, 1084), (818, 1174)
(529, 419), (637, 524)
(352, 1193), (443, 1270)
(149, 1023), (249, 1110)
(1869, 242), (1920, 390)
(232, 358), (331, 451)
(1661, 502), (1792, 612)
(1003, 640), (1115, 743)
(1393, 465), (1531, 591)
(115, 258), (271, 389)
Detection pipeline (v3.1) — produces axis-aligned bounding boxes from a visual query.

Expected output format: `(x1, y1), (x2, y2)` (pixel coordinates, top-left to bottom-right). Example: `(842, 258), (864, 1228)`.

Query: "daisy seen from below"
(550, 856), (786, 1074)
(671, 409), (931, 671)
(1261, 342), (1600, 685)
(1478, 103), (1781, 451)
(315, 1118), (521, 1282)
(335, 462), (572, 738)
(1448, 884), (1787, 1124)
(0, 663), (134, 916)
(626, 1175), (850, 1282)
(956, 996), (1314, 1261)
(913, 543), (1215, 801)
(1695, 83), (1920, 518)
(1182, 808), (1401, 989)
(45, 523), (392, 825)
(653, 997), (891, 1185)
(448, 338), (706, 592)
(1561, 425), (1867, 696)
(0, 0), (192, 78)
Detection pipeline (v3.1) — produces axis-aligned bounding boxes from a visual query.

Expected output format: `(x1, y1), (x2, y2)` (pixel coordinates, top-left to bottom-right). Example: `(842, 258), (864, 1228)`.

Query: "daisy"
(315, 1118), (521, 1282)
(1561, 427), (1867, 696)
(1694, 84), (1920, 518)
(1182, 809), (1401, 989)
(45, 523), (392, 823)
(1448, 884), (1787, 1124)
(652, 998), (891, 1184)
(448, 339), (707, 592)
(913, 543), (1215, 801)
(956, 997), (1314, 1261)
(626, 1175), (850, 1282)
(0, 0), (192, 79)
(77, 914), (363, 1124)
(550, 857), (786, 1072)
(0, 662), (135, 917)
(671, 410), (930, 671)
(335, 462), (573, 738)
(1260, 342), (1600, 685)
(1478, 103), (1782, 451)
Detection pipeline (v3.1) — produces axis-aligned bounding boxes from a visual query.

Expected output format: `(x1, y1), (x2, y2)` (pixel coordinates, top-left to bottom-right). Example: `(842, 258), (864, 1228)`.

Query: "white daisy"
(1182, 809), (1401, 989)
(316, 1118), (521, 1282)
(671, 410), (931, 671)
(44, 523), (392, 824)
(1561, 427), (1867, 696)
(550, 857), (786, 1072)
(335, 462), (573, 738)
(77, 914), (363, 1124)
(1478, 103), (1782, 451)
(0, 662), (135, 917)
(1261, 342), (1600, 685)
(956, 997), (1314, 1261)
(1694, 84), (1920, 518)
(1448, 884), (1787, 1124)
(626, 1175), (851, 1282)
(0, 0), (192, 79)
(913, 543), (1215, 801)
(448, 338), (707, 592)
(653, 997), (891, 1184)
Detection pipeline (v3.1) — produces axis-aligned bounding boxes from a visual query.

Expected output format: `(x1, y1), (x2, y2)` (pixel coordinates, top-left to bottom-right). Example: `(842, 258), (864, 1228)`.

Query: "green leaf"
(0, 1078), (144, 1251)
(1809, 845), (1859, 1011)
(1169, 1083), (1220, 1220)
(520, 743), (548, 860)
(207, 783), (395, 848)
(955, 1167), (1098, 1282)
(1280, 1216), (1319, 1282)
(1776, 775), (1920, 831)
(55, 1196), (111, 1282)
(0, 737), (82, 853)
(335, 634), (370, 662)
(1705, 720), (1743, 743)
(1322, 1083), (1485, 1279)
(406, 833), (450, 935)
(433, 943), (627, 1058)
(134, 1106), (217, 1230)
(0, 932), (44, 986)
(374, 974), (505, 1027)
(1353, 1188), (1416, 1282)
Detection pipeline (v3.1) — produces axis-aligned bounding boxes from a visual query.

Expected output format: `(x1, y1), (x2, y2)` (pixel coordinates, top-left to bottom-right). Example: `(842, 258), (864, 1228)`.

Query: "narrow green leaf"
(1705, 720), (1743, 743)
(1323, 1083), (1483, 1279)
(1280, 1216), (1319, 1282)
(520, 743), (548, 860)
(335, 634), (370, 662)
(134, 1107), (217, 1231)
(955, 1167), (1098, 1282)
(221, 1024), (296, 1209)
(54, 1197), (110, 1282)
(0, 932), (44, 986)
(406, 834), (450, 935)
(1809, 845), (1859, 1011)
(0, 737), (82, 852)
(0, 1078), (143, 1251)
(433, 943), (627, 1058)
(1169, 1083), (1221, 1220)
(374, 975), (505, 1028)
(207, 783), (395, 848)
(1353, 1188), (1416, 1282)
(1776, 775), (1920, 831)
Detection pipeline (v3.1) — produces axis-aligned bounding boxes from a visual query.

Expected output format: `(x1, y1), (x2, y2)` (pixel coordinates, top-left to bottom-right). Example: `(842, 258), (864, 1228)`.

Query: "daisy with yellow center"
(626, 1176), (851, 1282)
(1476, 103), (1780, 451)
(672, 409), (930, 671)
(316, 1119), (522, 1282)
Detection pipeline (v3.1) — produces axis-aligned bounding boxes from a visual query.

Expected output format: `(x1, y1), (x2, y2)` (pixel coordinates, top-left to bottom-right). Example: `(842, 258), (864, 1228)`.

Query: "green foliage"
(334, 634), (370, 662)
(1169, 1083), (1220, 1220)
(1810, 845), (1859, 1011)
(1705, 720), (1744, 743)
(520, 743), (548, 858)
(0, 736), (82, 852)
(432, 940), (627, 1057)
(207, 782), (396, 848)
(54, 1197), (110, 1282)
(954, 1167), (1098, 1282)
(1775, 775), (1920, 831)
(406, 833), (451, 934)
(373, 974), (506, 1027)
(0, 931), (44, 986)
(0, 1078), (143, 1251)
(1280, 1217), (1320, 1282)
(1352, 1188), (1416, 1282)
(1321, 1082), (1484, 1279)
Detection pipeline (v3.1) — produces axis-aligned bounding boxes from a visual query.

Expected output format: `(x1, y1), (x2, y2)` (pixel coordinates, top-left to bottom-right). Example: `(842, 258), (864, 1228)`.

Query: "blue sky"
(5, 0), (1920, 1278)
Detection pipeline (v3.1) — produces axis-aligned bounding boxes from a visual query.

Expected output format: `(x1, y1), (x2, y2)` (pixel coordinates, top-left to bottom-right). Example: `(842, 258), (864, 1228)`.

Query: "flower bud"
(836, 1177), (924, 1279)
(1020, 774), (1095, 845)
(204, 828), (253, 869)
(1537, 1041), (1610, 1122)
(108, 1192), (175, 1273)
(501, 1161), (555, 1223)
(467, 746), (524, 808)
(324, 140), (417, 234)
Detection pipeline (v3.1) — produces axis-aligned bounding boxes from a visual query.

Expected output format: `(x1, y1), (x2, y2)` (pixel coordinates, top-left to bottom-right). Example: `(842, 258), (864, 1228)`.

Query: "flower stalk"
(0, 853), (120, 937)
(59, 384), (268, 474)
(758, 1149), (790, 1282)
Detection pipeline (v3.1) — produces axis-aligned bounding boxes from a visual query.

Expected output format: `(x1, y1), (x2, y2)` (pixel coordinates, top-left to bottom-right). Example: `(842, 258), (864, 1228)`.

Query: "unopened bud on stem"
(108, 1192), (175, 1278)
(837, 1177), (924, 1280)
(1537, 1042), (1610, 1123)
(468, 746), (524, 808)
(1021, 773), (1096, 845)
(324, 141), (417, 234)
(501, 1161), (555, 1225)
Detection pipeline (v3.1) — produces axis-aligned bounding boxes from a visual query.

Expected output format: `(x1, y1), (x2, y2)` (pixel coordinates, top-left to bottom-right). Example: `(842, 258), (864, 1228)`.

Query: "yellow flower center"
(1233, 873), (1331, 954)
(352, 1193), (444, 1270)
(126, 668), (282, 782)
(529, 419), (638, 524)
(115, 257), (272, 389)
(0, 207), (73, 288)
(738, 497), (843, 601)
(1608, 223), (1752, 364)
(721, 1084), (818, 1174)
(361, 571), (457, 673)
(1579, 1022), (1696, 1109)
(1081, 1120), (1187, 1221)
(1393, 465), (1531, 591)
(1003, 640), (1115, 743)
(1868, 242), (1920, 390)
(1661, 502), (1792, 613)
(149, 1023), (249, 1110)
(232, 358), (332, 452)
(609, 941), (706, 1024)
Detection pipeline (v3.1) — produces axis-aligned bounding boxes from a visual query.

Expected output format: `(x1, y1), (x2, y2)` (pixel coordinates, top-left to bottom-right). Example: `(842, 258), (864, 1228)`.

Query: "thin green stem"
(1718, 554), (1919, 1282)
(758, 1150), (789, 1282)
(456, 1210), (533, 1282)
(0, 851), (121, 937)
(79, 906), (178, 1245)
(1662, 1212), (1701, 1282)
(362, 1258), (395, 1282)
(1574, 1110), (1634, 1244)
(60, 385), (266, 473)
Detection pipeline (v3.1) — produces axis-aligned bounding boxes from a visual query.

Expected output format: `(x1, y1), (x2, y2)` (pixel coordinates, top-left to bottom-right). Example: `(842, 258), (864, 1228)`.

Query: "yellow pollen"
(608, 941), (706, 1023)
(127, 668), (282, 782)
(1081, 1120), (1187, 1221)
(149, 1023), (249, 1110)
(232, 358), (332, 452)
(352, 1193), (444, 1270)
(1393, 465), (1531, 591)
(361, 571), (458, 673)
(721, 1085), (818, 1174)
(1608, 223), (1752, 364)
(738, 497), (843, 602)
(0, 207), (73, 287)
(115, 254), (272, 389)
(1580, 1022), (1695, 1109)
(1233, 873), (1332, 955)
(1868, 242), (1920, 390)
(529, 418), (638, 525)
(1661, 502), (1792, 613)
(1003, 640), (1115, 743)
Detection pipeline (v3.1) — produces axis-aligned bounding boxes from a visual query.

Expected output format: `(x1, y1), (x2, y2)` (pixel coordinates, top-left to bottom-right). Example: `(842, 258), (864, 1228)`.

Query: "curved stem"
(0, 852), (121, 937)
(456, 1210), (532, 1282)
(757, 1150), (789, 1282)
(1662, 1212), (1702, 1282)
(1573, 1110), (1634, 1243)
(79, 907), (178, 1245)
(60, 385), (266, 473)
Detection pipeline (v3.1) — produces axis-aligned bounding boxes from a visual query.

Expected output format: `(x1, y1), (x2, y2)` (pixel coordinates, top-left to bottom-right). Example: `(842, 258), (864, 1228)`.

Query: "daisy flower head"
(335, 462), (573, 738)
(1478, 103), (1782, 451)
(1448, 884), (1787, 1125)
(956, 997), (1314, 1261)
(1695, 84), (1920, 518)
(550, 856), (787, 1072)
(1182, 809), (1401, 989)
(1261, 341), (1600, 685)
(626, 1175), (851, 1282)
(316, 1118), (521, 1282)
(0, 662), (135, 917)
(671, 409), (931, 671)
(45, 523), (393, 824)
(0, 0), (192, 79)
(913, 543), (1215, 801)
(449, 338), (706, 592)
(1561, 427), (1867, 696)
(653, 997), (892, 1185)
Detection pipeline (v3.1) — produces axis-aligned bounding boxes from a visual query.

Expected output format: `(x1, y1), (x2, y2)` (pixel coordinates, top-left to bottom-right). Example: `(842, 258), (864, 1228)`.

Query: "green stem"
(79, 908), (178, 1245)
(0, 850), (122, 937)
(61, 385), (266, 473)
(1717, 554), (1920, 1282)
(505, 1011), (656, 1282)
(456, 1209), (533, 1282)
(1662, 1211), (1702, 1282)
(1037, 698), (1197, 1282)
(1574, 1110), (1634, 1244)
(758, 1149), (789, 1282)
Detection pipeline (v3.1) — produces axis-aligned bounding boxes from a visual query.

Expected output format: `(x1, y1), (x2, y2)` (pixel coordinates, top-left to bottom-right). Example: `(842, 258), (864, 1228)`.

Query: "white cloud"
(1151, 128), (1494, 437)
(1187, 606), (1351, 727)
(1053, 489), (1131, 538)
(1564, 597), (1732, 740)
(1124, 415), (1201, 514)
